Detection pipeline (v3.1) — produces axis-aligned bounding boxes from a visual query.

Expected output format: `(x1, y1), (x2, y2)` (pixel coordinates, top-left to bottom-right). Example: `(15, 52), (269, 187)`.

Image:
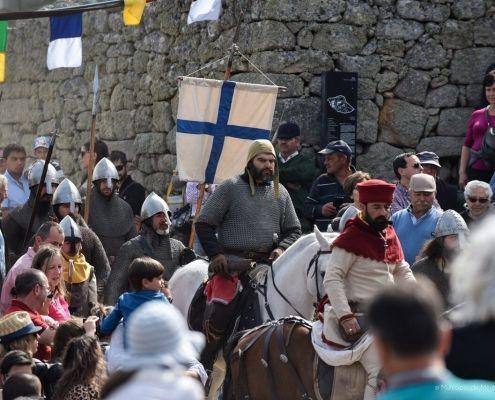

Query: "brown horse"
(225, 317), (367, 400)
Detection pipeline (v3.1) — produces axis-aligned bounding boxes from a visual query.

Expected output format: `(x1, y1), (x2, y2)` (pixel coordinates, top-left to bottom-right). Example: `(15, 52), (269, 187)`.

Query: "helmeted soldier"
(59, 215), (97, 317)
(412, 209), (469, 306)
(86, 157), (136, 265)
(194, 139), (301, 368)
(104, 192), (195, 304)
(3, 160), (58, 266)
(52, 178), (111, 296)
(316, 179), (415, 400)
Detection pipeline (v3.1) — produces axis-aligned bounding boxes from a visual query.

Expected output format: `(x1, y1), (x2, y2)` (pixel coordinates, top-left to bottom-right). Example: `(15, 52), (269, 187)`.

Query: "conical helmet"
(434, 210), (469, 238)
(141, 192), (171, 220)
(92, 157), (119, 189)
(59, 215), (82, 242)
(28, 160), (58, 194)
(52, 178), (82, 213)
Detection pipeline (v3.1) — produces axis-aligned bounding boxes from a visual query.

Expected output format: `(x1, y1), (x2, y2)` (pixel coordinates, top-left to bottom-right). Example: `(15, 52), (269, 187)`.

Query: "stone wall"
(0, 0), (494, 191)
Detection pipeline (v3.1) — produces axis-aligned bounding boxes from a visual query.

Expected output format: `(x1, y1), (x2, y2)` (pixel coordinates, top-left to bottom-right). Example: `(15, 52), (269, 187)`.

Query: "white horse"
(169, 228), (337, 399)
(169, 228), (338, 322)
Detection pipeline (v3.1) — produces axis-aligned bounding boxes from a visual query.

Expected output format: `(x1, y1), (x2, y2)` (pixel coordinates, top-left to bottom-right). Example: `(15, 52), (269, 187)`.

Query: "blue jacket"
(100, 290), (169, 335)
(392, 206), (442, 265)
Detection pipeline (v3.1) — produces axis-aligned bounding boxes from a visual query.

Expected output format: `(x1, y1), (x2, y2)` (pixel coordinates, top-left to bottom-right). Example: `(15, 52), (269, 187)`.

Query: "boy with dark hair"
(100, 256), (169, 337)
(369, 281), (495, 400)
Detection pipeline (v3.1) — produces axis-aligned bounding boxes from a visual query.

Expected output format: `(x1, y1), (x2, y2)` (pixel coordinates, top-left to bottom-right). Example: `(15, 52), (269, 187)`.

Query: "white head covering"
(121, 301), (205, 370)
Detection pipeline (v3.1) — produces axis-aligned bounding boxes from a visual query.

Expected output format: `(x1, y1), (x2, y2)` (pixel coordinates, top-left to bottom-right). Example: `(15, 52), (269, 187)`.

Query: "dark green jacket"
(278, 152), (317, 231)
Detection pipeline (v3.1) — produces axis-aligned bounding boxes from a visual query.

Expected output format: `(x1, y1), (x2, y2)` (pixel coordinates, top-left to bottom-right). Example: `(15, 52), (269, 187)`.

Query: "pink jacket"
(1, 247), (35, 314)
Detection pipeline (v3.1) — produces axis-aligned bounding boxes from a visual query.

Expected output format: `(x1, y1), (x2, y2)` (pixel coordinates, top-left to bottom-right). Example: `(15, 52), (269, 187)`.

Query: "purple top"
(465, 108), (495, 171)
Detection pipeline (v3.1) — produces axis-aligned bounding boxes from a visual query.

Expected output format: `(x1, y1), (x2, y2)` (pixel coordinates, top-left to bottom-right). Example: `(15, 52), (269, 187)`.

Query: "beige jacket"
(323, 247), (415, 320)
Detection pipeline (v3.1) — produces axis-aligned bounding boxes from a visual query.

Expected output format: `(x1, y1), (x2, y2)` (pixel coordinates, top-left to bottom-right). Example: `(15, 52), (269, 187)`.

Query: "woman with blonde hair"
(53, 335), (106, 400)
(31, 245), (70, 322)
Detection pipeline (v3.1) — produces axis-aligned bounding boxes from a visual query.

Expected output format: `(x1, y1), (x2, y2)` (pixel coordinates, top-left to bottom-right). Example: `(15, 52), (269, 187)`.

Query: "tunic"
(321, 216), (414, 352)
(196, 173), (301, 257)
(104, 225), (186, 304)
(87, 191), (136, 261)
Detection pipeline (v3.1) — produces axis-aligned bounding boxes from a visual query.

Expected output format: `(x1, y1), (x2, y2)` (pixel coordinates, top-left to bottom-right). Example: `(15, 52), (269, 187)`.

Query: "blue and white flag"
(47, 13), (82, 70)
(176, 77), (278, 184)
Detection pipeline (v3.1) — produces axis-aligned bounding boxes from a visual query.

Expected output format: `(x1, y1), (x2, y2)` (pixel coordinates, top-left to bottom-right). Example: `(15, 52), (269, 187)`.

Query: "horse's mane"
(273, 231), (339, 267)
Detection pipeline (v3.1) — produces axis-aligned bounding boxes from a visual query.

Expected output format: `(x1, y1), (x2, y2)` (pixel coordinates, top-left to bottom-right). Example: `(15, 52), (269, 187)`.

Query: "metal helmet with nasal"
(59, 215), (82, 255)
(52, 178), (82, 214)
(141, 192), (172, 221)
(434, 209), (469, 238)
(92, 157), (119, 190)
(28, 160), (58, 195)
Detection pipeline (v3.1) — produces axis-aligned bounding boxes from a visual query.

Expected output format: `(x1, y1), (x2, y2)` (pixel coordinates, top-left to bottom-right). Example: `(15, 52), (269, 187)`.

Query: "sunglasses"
(467, 197), (489, 204)
(115, 164), (125, 171)
(412, 163), (421, 169)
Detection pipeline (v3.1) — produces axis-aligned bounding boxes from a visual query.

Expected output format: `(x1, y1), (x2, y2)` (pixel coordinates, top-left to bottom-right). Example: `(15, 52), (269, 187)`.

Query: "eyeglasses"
(467, 197), (489, 204)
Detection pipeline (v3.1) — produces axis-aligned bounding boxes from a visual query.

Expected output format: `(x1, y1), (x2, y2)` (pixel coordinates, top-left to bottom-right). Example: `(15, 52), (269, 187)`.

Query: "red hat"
(357, 179), (396, 204)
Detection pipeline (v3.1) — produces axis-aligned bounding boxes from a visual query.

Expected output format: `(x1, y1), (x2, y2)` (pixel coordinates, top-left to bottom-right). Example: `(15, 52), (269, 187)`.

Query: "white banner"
(176, 77), (278, 184)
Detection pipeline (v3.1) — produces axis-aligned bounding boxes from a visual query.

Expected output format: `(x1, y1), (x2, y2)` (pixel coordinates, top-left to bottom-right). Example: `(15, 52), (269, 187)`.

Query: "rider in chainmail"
(194, 140), (301, 370)
(86, 158), (136, 264)
(104, 192), (195, 305)
(196, 139), (301, 263)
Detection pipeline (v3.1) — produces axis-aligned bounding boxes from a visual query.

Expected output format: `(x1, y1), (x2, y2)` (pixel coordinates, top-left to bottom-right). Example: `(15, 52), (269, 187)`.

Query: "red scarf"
(332, 215), (404, 263)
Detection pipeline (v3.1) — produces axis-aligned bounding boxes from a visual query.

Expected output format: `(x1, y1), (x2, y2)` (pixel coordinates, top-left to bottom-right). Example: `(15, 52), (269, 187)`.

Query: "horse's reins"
(306, 249), (332, 306)
(255, 249), (332, 320)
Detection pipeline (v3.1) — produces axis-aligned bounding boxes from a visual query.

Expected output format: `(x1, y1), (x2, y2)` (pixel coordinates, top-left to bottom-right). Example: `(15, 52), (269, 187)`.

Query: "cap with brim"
(0, 312), (42, 344)
(417, 151), (441, 168)
(410, 173), (436, 192)
(277, 122), (300, 140)
(318, 140), (352, 157)
(33, 136), (51, 150)
(357, 179), (396, 204)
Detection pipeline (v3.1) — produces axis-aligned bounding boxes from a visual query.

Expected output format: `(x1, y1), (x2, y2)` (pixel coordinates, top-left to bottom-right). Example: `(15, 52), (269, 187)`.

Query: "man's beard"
(96, 185), (114, 200)
(365, 213), (389, 231)
(37, 197), (52, 216)
(248, 163), (274, 184)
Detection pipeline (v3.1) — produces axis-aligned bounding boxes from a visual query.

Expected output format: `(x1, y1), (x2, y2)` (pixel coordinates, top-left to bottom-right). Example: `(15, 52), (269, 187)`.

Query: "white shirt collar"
(278, 151), (299, 164)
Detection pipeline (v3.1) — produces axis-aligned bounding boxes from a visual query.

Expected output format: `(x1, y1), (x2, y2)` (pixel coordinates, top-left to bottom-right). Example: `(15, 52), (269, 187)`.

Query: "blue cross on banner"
(176, 77), (279, 184)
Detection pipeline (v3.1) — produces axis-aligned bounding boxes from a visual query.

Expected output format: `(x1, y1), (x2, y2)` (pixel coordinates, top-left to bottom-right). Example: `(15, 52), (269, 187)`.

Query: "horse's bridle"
(306, 249), (332, 306)
(254, 249), (332, 320)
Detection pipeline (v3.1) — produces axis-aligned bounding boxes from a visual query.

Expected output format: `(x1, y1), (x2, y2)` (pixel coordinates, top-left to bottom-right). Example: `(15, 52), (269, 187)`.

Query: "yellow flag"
(123, 0), (146, 26)
(0, 53), (5, 83)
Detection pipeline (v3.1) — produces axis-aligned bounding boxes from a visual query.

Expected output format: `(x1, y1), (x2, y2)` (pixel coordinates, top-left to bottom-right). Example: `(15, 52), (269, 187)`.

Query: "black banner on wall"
(320, 71), (358, 158)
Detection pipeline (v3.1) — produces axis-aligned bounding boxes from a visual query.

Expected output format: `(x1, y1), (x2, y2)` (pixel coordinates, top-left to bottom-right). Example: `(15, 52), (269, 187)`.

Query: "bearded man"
(104, 192), (194, 304)
(3, 160), (58, 267)
(52, 178), (110, 296)
(194, 139), (301, 367)
(87, 157), (136, 265)
(316, 179), (415, 400)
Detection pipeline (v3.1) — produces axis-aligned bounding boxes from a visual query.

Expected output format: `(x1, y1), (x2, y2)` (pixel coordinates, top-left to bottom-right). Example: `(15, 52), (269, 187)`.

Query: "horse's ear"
(314, 225), (331, 251)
